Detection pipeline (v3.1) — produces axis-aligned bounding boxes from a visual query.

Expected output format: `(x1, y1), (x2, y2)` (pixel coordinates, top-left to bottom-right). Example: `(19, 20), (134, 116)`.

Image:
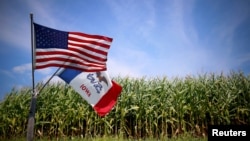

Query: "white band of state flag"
(57, 68), (122, 117)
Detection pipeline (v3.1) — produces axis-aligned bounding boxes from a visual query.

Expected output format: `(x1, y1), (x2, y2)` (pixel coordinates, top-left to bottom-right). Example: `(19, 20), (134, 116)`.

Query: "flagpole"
(30, 14), (35, 92)
(26, 15), (61, 138)
(27, 13), (37, 141)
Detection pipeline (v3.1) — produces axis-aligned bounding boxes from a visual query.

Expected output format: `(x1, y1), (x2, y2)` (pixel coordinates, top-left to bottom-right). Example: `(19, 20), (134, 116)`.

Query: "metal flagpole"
(26, 14), (64, 140)
(27, 13), (36, 141)
(26, 13), (61, 141)
(26, 14), (68, 140)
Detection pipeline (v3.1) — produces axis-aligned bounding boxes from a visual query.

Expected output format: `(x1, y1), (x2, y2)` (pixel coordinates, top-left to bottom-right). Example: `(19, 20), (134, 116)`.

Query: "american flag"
(33, 23), (113, 72)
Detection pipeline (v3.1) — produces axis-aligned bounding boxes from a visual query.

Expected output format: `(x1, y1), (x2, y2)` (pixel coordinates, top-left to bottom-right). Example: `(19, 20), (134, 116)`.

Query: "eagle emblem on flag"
(96, 72), (108, 86)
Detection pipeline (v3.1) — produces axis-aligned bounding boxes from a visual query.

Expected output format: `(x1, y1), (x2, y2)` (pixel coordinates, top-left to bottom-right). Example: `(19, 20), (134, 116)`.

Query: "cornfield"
(0, 71), (249, 140)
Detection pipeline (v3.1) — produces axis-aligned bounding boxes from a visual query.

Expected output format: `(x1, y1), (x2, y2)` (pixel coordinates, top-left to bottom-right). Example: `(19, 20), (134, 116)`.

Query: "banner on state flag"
(57, 68), (122, 117)
(33, 23), (113, 72)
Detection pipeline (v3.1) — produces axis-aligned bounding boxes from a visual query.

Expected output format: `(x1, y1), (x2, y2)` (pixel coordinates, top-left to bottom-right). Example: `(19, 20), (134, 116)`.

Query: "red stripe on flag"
(35, 64), (106, 72)
(93, 81), (122, 117)
(68, 36), (111, 49)
(36, 50), (107, 64)
(68, 47), (108, 61)
(69, 32), (113, 42)
(68, 42), (109, 56)
(36, 57), (105, 67)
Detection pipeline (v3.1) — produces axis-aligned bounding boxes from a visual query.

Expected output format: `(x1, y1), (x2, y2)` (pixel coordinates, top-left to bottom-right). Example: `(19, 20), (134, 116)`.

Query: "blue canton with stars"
(34, 23), (68, 49)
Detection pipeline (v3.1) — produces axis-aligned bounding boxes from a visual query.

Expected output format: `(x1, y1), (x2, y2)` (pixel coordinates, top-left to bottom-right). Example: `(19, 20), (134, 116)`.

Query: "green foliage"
(4, 133), (207, 141)
(0, 71), (249, 140)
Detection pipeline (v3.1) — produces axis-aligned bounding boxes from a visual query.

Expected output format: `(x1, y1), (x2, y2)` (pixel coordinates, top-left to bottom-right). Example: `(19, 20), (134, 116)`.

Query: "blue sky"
(1, 0), (250, 100)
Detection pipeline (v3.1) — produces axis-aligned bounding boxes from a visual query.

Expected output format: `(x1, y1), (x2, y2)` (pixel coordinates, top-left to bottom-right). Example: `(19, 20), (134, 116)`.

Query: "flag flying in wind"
(57, 68), (122, 117)
(33, 23), (113, 72)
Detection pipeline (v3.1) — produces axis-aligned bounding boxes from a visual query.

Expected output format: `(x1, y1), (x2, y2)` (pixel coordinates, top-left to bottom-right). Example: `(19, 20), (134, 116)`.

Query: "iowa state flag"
(57, 68), (122, 117)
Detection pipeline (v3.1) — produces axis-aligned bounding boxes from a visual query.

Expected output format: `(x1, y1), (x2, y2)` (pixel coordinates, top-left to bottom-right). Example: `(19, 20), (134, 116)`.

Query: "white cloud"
(0, 69), (15, 78)
(107, 58), (141, 78)
(40, 75), (65, 85)
(13, 63), (31, 74)
(12, 64), (62, 88)
(35, 68), (56, 75)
